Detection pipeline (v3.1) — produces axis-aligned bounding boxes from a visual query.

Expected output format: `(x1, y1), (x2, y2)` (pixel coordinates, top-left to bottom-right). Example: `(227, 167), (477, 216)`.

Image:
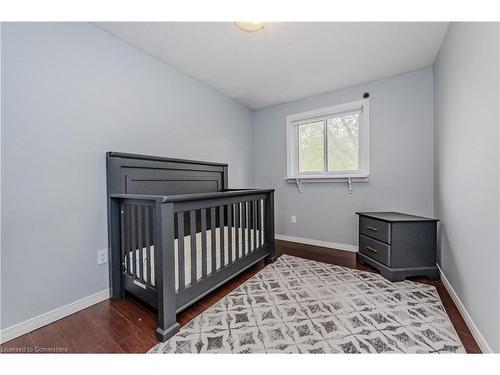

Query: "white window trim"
(285, 99), (370, 181)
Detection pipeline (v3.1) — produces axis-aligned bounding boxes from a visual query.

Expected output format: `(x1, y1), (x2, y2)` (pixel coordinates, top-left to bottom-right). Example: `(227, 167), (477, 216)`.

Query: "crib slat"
(247, 201), (251, 255)
(227, 204), (233, 264)
(248, 201), (252, 252)
(190, 210), (197, 285)
(126, 205), (132, 276)
(246, 201), (250, 253)
(210, 207), (216, 272)
(120, 203), (126, 273)
(262, 199), (267, 245)
(151, 207), (158, 287)
(235, 203), (240, 260)
(137, 206), (144, 281)
(247, 201), (251, 254)
(242, 201), (247, 256)
(253, 200), (257, 252)
(131, 205), (137, 279)
(177, 212), (185, 290)
(201, 208), (207, 278)
(256, 199), (261, 248)
(219, 205), (225, 267)
(144, 206), (151, 285)
(248, 201), (251, 253)
(259, 199), (265, 246)
(248, 201), (251, 252)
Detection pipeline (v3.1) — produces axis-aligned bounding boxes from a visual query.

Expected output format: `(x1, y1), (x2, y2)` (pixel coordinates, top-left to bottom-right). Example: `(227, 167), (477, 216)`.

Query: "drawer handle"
(366, 245), (379, 253)
(366, 225), (378, 232)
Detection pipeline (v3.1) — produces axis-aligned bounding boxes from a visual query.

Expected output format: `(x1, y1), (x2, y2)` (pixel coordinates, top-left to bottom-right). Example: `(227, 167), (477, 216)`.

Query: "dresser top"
(356, 212), (439, 222)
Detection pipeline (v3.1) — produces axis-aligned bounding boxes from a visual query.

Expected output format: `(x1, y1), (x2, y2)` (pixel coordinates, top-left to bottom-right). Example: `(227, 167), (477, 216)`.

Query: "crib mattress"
(125, 226), (263, 291)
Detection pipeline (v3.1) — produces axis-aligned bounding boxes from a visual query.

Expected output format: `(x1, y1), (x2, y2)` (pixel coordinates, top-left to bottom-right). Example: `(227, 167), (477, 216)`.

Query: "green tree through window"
(327, 114), (359, 171)
(298, 121), (324, 172)
(298, 114), (359, 173)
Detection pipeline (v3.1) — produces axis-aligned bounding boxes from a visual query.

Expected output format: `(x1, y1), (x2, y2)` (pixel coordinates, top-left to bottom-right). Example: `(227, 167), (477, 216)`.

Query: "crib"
(106, 152), (275, 342)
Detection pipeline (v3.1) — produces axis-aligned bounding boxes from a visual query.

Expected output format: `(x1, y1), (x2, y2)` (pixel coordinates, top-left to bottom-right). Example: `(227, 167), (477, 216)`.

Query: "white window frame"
(285, 99), (370, 180)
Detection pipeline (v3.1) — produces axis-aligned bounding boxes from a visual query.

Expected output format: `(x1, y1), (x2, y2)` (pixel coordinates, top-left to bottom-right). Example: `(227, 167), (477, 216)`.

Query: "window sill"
(284, 174), (369, 181)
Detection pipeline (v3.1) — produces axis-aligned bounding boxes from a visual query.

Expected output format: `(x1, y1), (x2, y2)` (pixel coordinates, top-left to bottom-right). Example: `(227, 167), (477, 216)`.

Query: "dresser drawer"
(359, 216), (391, 244)
(359, 235), (390, 266)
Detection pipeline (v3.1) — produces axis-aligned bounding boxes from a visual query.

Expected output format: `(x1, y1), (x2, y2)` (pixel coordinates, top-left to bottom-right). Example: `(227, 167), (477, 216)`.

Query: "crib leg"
(154, 201), (180, 342)
(156, 314), (180, 342)
(265, 254), (278, 264)
(265, 242), (278, 264)
(109, 198), (125, 299)
(265, 192), (277, 264)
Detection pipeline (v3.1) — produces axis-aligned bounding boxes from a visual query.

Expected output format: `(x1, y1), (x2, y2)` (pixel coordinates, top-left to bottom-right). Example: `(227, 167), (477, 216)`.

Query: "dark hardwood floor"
(0, 240), (481, 353)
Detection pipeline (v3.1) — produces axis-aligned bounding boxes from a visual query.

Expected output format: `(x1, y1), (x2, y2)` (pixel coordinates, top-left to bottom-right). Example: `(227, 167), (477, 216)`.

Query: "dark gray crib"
(106, 152), (275, 342)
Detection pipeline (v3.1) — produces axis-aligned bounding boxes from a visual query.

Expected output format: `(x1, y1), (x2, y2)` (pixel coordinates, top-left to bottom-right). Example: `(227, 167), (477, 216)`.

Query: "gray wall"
(1, 23), (254, 329)
(433, 22), (500, 352)
(254, 68), (435, 246)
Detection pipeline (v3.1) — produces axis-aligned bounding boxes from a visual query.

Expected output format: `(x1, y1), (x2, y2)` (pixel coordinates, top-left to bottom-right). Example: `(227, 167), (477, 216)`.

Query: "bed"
(106, 152), (275, 342)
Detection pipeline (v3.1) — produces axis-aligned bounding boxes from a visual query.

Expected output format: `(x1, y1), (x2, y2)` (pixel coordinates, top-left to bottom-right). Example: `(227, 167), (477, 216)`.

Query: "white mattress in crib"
(125, 226), (264, 291)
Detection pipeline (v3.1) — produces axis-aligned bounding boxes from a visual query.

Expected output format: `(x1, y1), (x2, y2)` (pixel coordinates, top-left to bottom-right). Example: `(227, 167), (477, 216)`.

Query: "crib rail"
(108, 189), (275, 337)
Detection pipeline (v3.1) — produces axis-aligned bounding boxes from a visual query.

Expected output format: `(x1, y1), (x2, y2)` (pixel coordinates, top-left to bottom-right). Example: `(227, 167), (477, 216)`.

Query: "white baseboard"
(276, 234), (358, 253)
(0, 289), (110, 344)
(436, 264), (492, 353)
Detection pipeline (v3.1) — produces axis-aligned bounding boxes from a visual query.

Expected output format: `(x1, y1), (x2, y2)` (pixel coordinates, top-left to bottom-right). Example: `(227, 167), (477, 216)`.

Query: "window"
(286, 99), (369, 179)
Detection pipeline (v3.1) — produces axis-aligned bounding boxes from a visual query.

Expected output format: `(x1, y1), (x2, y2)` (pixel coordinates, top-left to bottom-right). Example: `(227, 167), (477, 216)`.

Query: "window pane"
(298, 120), (325, 173)
(327, 114), (359, 172)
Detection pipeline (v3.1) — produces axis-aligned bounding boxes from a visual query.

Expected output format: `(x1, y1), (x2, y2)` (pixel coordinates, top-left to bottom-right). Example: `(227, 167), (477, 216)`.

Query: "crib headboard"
(106, 152), (229, 197)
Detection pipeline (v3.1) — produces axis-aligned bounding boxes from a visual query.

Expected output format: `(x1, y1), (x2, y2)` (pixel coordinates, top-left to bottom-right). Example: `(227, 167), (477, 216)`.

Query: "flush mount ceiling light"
(234, 22), (265, 32)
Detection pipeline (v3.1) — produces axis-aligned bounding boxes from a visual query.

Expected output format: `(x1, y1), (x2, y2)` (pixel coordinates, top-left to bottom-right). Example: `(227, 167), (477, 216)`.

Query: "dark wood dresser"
(356, 212), (439, 282)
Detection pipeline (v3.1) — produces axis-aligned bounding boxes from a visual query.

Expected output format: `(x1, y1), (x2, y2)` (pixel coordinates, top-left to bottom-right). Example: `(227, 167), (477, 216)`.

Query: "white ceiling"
(95, 22), (449, 110)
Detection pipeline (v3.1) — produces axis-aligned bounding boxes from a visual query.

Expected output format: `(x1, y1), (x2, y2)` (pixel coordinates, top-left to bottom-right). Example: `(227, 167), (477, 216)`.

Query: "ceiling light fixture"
(234, 22), (265, 32)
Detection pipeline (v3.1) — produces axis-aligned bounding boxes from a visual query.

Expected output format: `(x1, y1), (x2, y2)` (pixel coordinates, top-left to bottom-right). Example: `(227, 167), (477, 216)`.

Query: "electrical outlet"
(97, 249), (108, 265)
(291, 215), (297, 224)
